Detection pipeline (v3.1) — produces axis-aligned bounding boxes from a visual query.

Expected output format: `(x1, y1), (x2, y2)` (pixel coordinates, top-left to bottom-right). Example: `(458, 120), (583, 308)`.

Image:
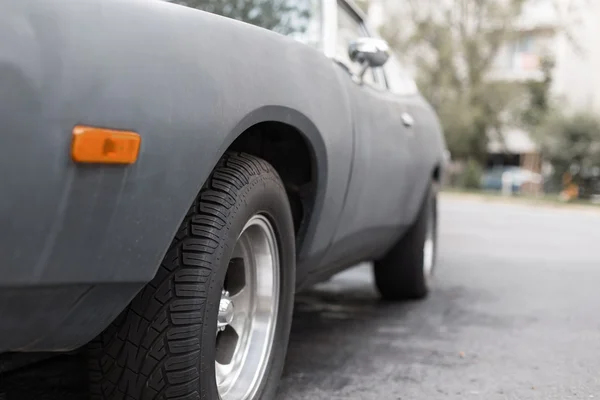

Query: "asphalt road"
(278, 196), (600, 400)
(3, 195), (600, 399)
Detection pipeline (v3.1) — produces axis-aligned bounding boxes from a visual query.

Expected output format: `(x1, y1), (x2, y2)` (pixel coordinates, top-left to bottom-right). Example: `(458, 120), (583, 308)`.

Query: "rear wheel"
(373, 183), (438, 300)
(87, 152), (296, 400)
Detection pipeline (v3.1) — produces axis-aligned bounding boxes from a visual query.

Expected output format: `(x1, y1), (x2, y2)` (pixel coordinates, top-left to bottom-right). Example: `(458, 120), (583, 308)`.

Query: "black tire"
(87, 152), (296, 400)
(373, 183), (438, 300)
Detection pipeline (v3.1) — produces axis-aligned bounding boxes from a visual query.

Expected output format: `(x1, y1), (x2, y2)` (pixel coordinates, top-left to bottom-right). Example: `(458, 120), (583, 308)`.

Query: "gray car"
(0, 0), (447, 399)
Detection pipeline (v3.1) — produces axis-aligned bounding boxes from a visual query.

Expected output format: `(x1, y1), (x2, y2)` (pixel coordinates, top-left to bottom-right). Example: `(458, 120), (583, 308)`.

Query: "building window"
(508, 33), (541, 71)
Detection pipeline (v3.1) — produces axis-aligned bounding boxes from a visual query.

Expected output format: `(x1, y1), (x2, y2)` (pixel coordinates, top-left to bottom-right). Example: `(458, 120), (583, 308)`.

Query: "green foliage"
(457, 159), (484, 189)
(538, 113), (600, 181)
(521, 55), (555, 128)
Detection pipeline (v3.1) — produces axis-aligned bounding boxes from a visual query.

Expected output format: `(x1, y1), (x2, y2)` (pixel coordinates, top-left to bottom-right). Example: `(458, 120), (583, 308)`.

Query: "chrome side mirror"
(348, 38), (390, 82)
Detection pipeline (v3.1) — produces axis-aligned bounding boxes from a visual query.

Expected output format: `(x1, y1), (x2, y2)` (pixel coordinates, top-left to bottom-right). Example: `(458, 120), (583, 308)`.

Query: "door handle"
(401, 112), (414, 127)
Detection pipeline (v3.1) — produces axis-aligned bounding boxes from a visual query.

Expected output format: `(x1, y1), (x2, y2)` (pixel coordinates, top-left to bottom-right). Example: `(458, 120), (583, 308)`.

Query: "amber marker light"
(71, 125), (141, 164)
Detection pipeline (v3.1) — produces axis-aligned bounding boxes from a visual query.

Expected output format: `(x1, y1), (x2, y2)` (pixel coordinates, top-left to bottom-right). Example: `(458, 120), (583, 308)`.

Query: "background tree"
(521, 55), (556, 129)
(537, 113), (600, 196)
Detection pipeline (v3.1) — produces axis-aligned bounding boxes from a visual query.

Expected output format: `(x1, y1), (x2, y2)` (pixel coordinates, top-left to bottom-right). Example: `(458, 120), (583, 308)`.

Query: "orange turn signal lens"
(71, 125), (141, 164)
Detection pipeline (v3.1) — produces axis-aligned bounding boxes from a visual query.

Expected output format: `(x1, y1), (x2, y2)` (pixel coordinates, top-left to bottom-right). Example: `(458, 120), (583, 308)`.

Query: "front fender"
(0, 0), (353, 351)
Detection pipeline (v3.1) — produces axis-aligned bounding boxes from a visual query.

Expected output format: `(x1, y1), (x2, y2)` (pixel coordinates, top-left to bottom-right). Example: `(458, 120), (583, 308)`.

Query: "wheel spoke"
(215, 360), (231, 386)
(230, 286), (251, 313)
(229, 310), (249, 337)
(230, 284), (252, 337)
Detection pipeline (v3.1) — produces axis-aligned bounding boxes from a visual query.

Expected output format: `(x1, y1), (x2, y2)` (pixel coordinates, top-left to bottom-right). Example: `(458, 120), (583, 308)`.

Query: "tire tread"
(88, 152), (281, 400)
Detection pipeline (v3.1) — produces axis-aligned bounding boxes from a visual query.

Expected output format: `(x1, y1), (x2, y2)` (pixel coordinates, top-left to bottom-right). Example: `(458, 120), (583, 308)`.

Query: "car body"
(0, 0), (446, 362)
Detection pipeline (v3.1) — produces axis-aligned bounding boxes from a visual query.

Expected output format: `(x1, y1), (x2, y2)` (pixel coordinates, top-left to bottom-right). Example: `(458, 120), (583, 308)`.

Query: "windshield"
(165, 0), (323, 49)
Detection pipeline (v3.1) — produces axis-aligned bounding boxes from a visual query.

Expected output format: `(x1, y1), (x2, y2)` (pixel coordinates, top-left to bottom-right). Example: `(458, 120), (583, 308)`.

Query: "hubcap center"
(218, 296), (235, 330)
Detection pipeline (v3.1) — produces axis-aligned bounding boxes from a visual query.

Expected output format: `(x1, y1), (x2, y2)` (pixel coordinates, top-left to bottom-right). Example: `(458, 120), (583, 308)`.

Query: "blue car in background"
(482, 166), (543, 193)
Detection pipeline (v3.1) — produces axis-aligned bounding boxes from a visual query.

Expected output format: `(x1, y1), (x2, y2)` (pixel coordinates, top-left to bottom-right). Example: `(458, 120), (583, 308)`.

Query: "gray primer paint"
(0, 0), (446, 351)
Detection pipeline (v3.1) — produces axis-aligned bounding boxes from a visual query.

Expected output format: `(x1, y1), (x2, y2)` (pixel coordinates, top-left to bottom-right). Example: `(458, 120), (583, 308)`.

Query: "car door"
(315, 1), (419, 272)
(380, 51), (433, 214)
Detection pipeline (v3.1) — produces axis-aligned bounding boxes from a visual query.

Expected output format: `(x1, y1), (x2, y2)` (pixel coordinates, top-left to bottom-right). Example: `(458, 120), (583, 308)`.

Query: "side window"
(166, 0), (323, 49)
(383, 52), (418, 96)
(335, 3), (376, 85)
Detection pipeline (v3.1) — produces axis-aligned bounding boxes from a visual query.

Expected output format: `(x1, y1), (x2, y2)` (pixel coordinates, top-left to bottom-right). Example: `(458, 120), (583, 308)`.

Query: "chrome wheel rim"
(423, 205), (435, 277)
(215, 214), (280, 400)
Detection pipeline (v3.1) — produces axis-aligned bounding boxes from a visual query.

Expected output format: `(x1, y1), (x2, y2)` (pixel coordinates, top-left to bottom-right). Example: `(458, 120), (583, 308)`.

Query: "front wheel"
(87, 153), (296, 400)
(373, 183), (438, 300)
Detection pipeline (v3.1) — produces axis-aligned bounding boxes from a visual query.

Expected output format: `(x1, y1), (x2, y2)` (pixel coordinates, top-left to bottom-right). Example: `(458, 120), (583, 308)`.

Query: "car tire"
(87, 152), (296, 400)
(373, 182), (438, 301)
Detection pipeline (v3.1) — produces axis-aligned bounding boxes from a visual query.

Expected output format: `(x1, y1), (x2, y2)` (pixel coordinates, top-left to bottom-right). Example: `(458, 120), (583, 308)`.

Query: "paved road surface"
(278, 196), (600, 399)
(3, 196), (600, 399)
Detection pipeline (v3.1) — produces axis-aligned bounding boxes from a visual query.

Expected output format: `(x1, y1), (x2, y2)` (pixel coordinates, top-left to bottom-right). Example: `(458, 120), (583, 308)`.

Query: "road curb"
(440, 191), (600, 214)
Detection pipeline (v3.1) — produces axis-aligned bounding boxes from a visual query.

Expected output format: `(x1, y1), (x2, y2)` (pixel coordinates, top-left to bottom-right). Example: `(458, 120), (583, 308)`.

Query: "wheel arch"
(194, 106), (327, 256)
(432, 163), (442, 183)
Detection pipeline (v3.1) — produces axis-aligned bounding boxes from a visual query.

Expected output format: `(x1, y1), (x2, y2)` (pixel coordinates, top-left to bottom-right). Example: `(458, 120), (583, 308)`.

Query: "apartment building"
(490, 0), (600, 114)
